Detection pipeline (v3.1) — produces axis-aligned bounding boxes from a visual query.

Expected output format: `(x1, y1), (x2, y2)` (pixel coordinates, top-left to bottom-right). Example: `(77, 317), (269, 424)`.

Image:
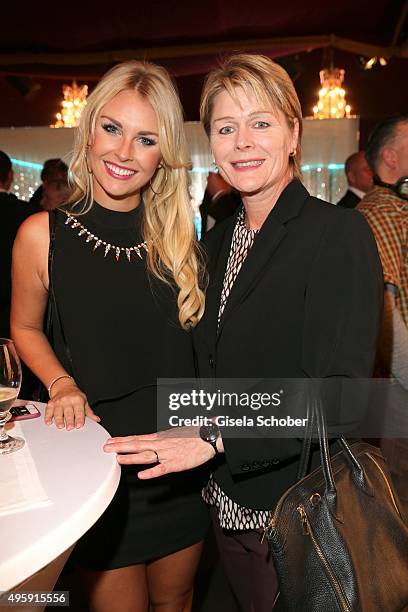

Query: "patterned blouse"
(202, 207), (273, 530)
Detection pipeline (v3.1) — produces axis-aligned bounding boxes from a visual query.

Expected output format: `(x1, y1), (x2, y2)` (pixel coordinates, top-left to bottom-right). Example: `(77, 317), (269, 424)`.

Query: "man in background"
(0, 151), (39, 398)
(30, 158), (69, 210)
(200, 171), (240, 238)
(337, 150), (373, 208)
(358, 115), (408, 515)
(0, 151), (36, 338)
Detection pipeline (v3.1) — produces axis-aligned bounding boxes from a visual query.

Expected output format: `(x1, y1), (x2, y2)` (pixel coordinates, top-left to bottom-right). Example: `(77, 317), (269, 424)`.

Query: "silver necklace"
(64, 213), (148, 262)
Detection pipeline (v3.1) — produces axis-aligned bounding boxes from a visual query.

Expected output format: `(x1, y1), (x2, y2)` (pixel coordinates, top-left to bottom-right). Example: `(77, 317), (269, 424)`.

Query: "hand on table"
(44, 379), (100, 430)
(104, 427), (221, 479)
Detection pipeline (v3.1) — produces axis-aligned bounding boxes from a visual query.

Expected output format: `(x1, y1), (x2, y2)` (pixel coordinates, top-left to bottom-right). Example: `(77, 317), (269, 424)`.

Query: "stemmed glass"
(0, 338), (24, 454)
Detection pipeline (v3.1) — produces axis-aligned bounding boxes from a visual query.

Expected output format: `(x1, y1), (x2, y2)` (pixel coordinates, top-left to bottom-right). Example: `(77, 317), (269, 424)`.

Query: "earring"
(210, 159), (219, 174)
(289, 150), (296, 158)
(85, 146), (93, 174)
(149, 165), (168, 196)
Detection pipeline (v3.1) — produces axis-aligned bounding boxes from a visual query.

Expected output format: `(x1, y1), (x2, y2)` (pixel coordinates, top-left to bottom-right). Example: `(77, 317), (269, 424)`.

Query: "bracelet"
(47, 375), (74, 397)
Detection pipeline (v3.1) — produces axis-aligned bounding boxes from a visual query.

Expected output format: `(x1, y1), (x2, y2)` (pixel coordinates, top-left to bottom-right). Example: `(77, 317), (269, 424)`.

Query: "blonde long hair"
(200, 54), (303, 179)
(68, 60), (206, 330)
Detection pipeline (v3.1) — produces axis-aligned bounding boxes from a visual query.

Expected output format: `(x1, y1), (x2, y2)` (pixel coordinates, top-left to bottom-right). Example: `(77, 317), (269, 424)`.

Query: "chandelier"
(312, 68), (351, 120)
(51, 81), (88, 128)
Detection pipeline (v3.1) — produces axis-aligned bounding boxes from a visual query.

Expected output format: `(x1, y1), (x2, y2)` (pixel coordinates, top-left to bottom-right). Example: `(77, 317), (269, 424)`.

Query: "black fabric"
(0, 193), (38, 398)
(51, 202), (209, 568)
(29, 185), (43, 210)
(336, 189), (361, 209)
(192, 179), (383, 510)
(38, 210), (74, 402)
(0, 193), (36, 337)
(200, 189), (241, 238)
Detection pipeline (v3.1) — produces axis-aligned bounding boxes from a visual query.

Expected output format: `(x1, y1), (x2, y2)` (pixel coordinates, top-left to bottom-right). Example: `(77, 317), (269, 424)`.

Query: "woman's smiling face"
(87, 89), (162, 211)
(210, 87), (298, 200)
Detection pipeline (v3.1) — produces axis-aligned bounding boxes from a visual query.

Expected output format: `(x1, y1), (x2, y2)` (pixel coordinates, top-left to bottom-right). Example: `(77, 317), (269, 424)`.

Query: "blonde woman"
(11, 61), (209, 612)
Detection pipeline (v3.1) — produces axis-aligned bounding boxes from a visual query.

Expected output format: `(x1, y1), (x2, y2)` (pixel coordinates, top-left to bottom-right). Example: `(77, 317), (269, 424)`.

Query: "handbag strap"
(297, 386), (370, 501)
(314, 398), (337, 500)
(296, 395), (315, 480)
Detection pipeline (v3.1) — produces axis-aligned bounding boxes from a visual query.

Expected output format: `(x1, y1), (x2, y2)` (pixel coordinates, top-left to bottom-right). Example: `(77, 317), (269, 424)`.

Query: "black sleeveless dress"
(50, 202), (209, 569)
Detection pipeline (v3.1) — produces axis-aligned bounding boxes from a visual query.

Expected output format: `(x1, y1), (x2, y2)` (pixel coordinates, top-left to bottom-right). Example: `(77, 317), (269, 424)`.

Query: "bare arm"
(11, 213), (99, 429)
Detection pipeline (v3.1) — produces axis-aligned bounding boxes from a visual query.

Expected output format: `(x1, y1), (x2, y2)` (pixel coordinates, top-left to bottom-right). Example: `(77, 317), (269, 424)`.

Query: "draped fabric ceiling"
(0, 0), (407, 135)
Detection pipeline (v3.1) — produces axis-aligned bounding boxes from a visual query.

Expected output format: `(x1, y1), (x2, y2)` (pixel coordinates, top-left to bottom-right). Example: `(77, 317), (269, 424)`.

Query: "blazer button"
(209, 355), (215, 368)
(241, 463), (250, 471)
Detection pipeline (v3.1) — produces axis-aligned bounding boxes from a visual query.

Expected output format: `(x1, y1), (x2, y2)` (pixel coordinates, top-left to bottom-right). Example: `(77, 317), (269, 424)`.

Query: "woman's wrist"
(47, 374), (75, 398)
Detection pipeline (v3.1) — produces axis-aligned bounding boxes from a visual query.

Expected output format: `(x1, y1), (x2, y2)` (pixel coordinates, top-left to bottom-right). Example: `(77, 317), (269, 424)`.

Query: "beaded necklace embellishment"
(64, 213), (148, 262)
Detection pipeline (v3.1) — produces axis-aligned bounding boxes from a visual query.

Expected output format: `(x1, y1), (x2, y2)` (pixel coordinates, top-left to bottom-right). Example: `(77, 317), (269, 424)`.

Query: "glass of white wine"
(0, 338), (24, 455)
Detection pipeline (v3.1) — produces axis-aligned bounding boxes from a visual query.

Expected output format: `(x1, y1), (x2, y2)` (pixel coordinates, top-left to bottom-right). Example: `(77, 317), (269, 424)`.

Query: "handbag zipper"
(367, 453), (402, 518)
(296, 504), (351, 612)
(263, 502), (350, 611)
(260, 474), (304, 543)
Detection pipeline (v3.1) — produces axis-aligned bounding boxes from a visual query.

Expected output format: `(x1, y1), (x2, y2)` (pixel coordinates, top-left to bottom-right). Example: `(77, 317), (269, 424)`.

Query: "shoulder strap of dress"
(46, 210), (75, 376)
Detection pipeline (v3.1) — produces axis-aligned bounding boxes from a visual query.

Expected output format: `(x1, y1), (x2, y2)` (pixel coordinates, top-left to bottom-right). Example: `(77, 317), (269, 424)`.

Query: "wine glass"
(0, 338), (24, 455)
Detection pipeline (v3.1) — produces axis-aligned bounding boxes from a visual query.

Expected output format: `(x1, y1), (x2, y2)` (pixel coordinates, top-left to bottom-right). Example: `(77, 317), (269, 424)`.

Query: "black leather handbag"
(267, 400), (408, 612)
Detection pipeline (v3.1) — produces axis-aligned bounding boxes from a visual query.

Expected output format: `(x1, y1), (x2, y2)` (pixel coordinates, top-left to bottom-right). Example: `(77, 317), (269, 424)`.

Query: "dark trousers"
(211, 508), (279, 612)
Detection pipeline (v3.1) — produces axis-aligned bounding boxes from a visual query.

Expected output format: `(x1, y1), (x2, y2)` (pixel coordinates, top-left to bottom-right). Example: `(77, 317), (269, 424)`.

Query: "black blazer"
(337, 189), (361, 209)
(193, 179), (383, 510)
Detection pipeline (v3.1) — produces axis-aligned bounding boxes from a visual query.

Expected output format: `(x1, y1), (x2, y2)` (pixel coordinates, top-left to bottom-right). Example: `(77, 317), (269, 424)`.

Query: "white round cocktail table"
(0, 402), (121, 594)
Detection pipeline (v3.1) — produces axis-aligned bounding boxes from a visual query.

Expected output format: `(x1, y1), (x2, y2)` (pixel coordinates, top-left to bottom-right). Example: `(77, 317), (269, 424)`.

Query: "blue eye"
(219, 126), (234, 135)
(102, 122), (120, 135)
(138, 136), (156, 146)
(254, 121), (270, 128)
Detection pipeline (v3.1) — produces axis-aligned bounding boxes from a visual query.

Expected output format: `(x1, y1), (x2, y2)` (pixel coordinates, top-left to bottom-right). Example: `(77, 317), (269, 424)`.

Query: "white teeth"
(105, 162), (135, 176)
(234, 160), (263, 168)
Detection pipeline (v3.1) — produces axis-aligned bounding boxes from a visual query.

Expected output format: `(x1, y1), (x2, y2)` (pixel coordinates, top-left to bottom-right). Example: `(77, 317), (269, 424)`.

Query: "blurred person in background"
(40, 175), (71, 210)
(199, 170), (240, 237)
(0, 150), (36, 338)
(337, 150), (373, 208)
(358, 115), (408, 516)
(30, 158), (69, 209)
(0, 151), (37, 397)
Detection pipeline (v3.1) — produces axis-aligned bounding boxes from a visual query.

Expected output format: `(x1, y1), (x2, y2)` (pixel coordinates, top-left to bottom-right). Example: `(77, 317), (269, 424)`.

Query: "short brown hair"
(365, 115), (408, 174)
(200, 54), (303, 178)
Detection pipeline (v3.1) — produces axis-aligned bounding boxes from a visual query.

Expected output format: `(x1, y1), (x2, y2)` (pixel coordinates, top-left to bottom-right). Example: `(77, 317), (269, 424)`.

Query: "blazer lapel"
(201, 212), (237, 345)
(217, 179), (309, 338)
